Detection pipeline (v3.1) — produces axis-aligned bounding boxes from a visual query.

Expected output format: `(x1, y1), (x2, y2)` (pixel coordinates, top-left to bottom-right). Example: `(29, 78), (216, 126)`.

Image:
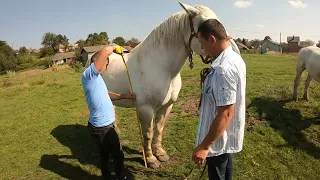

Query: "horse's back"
(297, 46), (320, 69)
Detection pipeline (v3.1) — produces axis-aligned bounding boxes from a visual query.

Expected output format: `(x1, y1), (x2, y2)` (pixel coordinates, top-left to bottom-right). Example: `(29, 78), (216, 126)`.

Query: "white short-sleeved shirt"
(196, 45), (246, 157)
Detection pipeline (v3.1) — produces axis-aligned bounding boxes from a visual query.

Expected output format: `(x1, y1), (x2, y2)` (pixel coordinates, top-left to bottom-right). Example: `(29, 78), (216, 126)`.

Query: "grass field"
(0, 54), (319, 180)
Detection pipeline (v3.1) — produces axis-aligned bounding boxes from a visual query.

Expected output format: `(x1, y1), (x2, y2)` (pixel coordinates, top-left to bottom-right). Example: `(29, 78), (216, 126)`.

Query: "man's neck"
(213, 41), (229, 58)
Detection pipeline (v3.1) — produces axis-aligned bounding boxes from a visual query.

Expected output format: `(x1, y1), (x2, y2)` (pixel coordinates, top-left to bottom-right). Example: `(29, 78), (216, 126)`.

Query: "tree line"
(0, 32), (141, 73)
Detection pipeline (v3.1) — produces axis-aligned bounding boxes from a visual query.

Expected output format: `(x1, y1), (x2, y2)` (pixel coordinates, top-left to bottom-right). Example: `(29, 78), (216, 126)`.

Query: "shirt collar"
(210, 45), (232, 69)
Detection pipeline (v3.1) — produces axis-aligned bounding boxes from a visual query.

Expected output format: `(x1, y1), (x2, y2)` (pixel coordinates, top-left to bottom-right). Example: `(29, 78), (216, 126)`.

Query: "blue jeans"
(207, 153), (233, 180)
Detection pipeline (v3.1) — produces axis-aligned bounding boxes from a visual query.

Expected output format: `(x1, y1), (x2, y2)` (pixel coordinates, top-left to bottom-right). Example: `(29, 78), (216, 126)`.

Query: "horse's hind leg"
(303, 73), (312, 101)
(152, 103), (173, 162)
(137, 105), (161, 169)
(293, 66), (305, 100)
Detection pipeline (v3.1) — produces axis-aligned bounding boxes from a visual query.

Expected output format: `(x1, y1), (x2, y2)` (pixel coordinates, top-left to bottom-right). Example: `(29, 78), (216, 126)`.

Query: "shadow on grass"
(39, 124), (101, 179)
(39, 124), (183, 179)
(248, 97), (320, 159)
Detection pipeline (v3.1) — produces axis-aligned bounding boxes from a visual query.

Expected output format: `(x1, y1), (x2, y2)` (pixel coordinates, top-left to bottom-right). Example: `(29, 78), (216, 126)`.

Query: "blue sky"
(0, 0), (319, 49)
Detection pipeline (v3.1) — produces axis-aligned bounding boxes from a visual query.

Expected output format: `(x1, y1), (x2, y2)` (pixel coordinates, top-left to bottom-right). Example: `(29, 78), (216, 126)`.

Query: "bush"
(70, 61), (84, 73)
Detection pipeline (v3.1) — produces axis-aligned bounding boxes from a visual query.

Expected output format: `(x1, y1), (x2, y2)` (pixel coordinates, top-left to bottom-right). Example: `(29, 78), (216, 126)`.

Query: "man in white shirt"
(192, 19), (246, 180)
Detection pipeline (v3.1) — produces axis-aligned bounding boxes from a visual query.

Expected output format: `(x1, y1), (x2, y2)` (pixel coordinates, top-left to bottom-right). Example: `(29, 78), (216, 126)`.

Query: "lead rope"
(199, 68), (211, 109)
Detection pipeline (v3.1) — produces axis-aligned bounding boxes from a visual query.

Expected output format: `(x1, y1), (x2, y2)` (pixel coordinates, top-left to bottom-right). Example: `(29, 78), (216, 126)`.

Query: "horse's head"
(178, 2), (240, 62)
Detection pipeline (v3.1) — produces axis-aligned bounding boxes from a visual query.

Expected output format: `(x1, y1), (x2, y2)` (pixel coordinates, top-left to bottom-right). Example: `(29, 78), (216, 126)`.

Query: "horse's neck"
(131, 12), (190, 77)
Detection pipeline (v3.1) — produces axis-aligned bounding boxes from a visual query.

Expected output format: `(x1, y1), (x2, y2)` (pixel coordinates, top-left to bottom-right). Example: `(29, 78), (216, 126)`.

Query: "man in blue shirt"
(81, 46), (135, 180)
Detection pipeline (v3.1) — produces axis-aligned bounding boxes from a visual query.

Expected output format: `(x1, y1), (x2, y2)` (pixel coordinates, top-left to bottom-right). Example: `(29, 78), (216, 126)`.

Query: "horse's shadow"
(39, 124), (138, 179)
(247, 97), (320, 159)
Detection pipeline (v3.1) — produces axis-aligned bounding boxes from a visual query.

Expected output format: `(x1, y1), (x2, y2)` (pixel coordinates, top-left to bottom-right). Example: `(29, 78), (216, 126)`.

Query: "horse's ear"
(178, 2), (200, 17)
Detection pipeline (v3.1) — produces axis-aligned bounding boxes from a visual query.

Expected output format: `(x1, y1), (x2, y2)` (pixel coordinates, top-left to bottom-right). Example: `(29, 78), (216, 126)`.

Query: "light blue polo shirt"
(81, 63), (115, 127)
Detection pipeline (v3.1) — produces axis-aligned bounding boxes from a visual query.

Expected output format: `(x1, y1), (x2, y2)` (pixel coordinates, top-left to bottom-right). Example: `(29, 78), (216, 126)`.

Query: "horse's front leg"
(137, 105), (161, 169)
(293, 66), (305, 101)
(152, 103), (173, 162)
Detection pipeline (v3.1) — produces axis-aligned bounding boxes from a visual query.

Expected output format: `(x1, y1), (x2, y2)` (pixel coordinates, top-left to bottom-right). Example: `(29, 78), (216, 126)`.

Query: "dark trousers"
(88, 122), (124, 179)
(207, 153), (233, 180)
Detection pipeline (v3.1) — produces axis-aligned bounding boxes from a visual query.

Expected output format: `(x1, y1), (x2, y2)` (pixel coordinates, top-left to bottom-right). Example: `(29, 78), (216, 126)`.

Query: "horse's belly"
(100, 54), (135, 108)
(306, 53), (320, 83)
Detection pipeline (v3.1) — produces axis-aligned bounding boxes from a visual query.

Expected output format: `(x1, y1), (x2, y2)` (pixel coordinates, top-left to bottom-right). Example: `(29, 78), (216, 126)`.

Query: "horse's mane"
(130, 5), (216, 57)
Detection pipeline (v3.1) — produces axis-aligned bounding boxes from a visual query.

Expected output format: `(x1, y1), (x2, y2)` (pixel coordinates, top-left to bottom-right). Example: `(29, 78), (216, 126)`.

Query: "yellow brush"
(114, 45), (123, 55)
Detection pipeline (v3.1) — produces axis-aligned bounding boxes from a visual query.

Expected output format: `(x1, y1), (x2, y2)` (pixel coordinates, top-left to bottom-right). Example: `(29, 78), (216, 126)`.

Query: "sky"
(0, 0), (319, 49)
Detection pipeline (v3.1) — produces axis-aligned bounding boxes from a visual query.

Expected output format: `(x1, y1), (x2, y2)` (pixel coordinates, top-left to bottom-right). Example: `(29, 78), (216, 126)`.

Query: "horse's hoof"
(156, 154), (170, 162)
(147, 160), (161, 169)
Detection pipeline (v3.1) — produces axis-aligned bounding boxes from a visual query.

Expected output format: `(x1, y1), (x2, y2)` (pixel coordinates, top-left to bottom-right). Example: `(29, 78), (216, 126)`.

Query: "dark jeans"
(87, 122), (124, 179)
(207, 153), (233, 180)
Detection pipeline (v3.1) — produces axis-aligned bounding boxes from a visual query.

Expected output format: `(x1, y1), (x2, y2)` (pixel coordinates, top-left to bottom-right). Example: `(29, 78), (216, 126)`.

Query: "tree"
(0, 40), (18, 73)
(305, 39), (315, 46)
(317, 41), (320, 48)
(235, 38), (242, 43)
(41, 32), (70, 55)
(242, 38), (247, 46)
(125, 37), (140, 47)
(112, 37), (126, 46)
(85, 32), (109, 46)
(249, 39), (262, 48)
(76, 40), (86, 50)
(99, 32), (109, 44)
(39, 47), (55, 58)
(55, 34), (69, 51)
(41, 32), (57, 48)
(264, 36), (271, 41)
(18, 46), (29, 54)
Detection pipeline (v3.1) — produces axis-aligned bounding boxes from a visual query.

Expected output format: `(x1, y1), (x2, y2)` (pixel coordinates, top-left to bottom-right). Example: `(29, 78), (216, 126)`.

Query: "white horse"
(293, 46), (320, 101)
(85, 2), (240, 168)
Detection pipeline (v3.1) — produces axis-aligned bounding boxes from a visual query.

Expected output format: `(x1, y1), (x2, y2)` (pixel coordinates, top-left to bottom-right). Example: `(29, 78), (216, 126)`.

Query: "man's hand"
(104, 46), (116, 55)
(192, 145), (208, 165)
(122, 93), (136, 100)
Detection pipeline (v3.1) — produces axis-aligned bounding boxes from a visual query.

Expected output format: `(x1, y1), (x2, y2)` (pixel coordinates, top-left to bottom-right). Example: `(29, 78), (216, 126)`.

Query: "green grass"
(0, 54), (319, 180)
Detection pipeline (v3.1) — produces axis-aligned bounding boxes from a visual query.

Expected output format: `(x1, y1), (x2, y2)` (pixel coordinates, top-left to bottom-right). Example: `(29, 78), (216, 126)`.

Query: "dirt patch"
(183, 76), (200, 87)
(180, 98), (200, 116)
(245, 112), (266, 132)
(246, 114), (256, 132)
(166, 156), (183, 165)
(266, 51), (281, 55)
(17, 65), (70, 79)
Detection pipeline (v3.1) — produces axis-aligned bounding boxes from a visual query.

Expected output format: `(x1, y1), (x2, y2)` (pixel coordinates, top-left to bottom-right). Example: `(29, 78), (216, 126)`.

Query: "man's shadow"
(39, 124), (137, 179)
(247, 97), (320, 159)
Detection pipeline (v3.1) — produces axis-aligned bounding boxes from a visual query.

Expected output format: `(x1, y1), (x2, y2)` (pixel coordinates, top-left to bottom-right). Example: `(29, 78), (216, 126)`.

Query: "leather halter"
(187, 15), (212, 69)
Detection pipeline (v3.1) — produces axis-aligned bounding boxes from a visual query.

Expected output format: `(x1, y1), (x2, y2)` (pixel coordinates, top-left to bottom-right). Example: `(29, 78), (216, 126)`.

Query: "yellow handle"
(114, 45), (123, 54)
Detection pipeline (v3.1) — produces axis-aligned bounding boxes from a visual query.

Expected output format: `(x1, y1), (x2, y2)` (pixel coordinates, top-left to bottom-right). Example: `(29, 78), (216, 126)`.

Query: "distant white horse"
(293, 46), (320, 101)
(85, 2), (240, 168)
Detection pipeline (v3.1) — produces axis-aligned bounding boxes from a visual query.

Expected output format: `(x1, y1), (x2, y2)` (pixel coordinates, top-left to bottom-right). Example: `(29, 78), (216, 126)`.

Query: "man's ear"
(209, 35), (217, 45)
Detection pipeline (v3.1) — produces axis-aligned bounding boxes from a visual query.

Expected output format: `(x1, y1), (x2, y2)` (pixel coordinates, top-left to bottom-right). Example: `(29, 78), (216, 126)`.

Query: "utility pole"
(280, 32), (282, 53)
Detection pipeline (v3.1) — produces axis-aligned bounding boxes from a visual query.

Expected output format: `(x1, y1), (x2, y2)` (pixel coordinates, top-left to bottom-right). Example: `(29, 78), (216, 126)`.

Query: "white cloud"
(234, 1), (253, 8)
(256, 24), (265, 28)
(288, 1), (307, 8)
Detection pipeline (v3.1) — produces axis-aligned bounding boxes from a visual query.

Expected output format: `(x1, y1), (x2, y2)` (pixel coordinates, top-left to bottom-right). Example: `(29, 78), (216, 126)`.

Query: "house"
(261, 39), (281, 54)
(122, 46), (133, 52)
(81, 44), (129, 64)
(287, 36), (301, 53)
(52, 52), (75, 65)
